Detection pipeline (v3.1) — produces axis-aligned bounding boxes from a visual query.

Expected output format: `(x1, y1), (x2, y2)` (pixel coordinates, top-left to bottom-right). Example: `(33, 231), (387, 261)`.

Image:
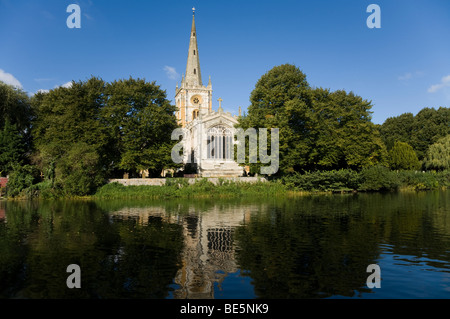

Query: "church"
(174, 9), (244, 177)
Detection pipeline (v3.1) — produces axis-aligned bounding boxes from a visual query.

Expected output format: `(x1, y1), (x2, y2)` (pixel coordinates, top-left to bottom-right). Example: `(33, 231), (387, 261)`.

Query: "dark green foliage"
(380, 107), (450, 160)
(56, 142), (105, 196)
(0, 82), (32, 132)
(388, 141), (421, 171)
(359, 165), (400, 192)
(0, 83), (33, 176)
(379, 113), (414, 150)
(397, 171), (442, 190)
(31, 76), (179, 196)
(6, 164), (40, 197)
(412, 107), (450, 160)
(102, 78), (179, 176)
(0, 120), (25, 176)
(32, 78), (110, 196)
(280, 169), (361, 192)
(239, 64), (388, 174)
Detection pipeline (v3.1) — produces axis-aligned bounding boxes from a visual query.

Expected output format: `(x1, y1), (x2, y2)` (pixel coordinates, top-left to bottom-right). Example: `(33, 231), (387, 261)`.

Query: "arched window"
(194, 68), (196, 75)
(207, 126), (233, 160)
(193, 50), (196, 55)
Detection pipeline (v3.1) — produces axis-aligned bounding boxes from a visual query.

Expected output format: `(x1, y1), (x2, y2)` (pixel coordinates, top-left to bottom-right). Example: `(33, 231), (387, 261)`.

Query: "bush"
(56, 142), (106, 196)
(397, 170), (441, 190)
(359, 165), (400, 191)
(280, 169), (361, 192)
(6, 164), (40, 197)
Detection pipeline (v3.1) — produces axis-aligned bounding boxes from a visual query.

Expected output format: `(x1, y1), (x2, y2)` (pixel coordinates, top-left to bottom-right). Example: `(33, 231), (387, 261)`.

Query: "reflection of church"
(175, 9), (243, 177)
(110, 204), (253, 299)
(173, 206), (249, 299)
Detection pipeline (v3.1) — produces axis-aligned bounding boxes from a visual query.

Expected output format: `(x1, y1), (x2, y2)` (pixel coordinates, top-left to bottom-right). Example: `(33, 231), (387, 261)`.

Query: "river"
(0, 190), (449, 299)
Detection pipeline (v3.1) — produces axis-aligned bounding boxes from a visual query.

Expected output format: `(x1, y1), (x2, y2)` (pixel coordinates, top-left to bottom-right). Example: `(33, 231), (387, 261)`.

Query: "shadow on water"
(0, 190), (449, 298)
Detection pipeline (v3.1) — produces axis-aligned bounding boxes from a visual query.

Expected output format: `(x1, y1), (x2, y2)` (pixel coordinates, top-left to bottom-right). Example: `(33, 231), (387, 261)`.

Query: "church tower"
(175, 8), (213, 128)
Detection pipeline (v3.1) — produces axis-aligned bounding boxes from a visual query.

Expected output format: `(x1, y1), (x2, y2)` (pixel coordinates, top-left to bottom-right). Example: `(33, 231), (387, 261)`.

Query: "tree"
(0, 120), (25, 176)
(239, 64), (387, 174)
(32, 76), (179, 195)
(32, 77), (112, 195)
(238, 64), (311, 174)
(380, 107), (450, 160)
(423, 135), (450, 171)
(388, 141), (421, 170)
(308, 89), (387, 170)
(379, 113), (414, 150)
(0, 81), (32, 132)
(0, 82), (33, 169)
(102, 78), (179, 177)
(6, 164), (40, 197)
(411, 107), (450, 160)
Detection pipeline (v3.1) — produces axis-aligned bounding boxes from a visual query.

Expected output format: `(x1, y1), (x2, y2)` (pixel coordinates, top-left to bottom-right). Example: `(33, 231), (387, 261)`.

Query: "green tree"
(411, 107), (450, 159)
(380, 107), (450, 160)
(32, 77), (111, 195)
(239, 64), (387, 174)
(102, 78), (179, 177)
(32, 76), (179, 195)
(0, 81), (32, 132)
(423, 135), (450, 171)
(238, 64), (311, 174)
(56, 142), (105, 196)
(6, 164), (40, 197)
(0, 120), (25, 176)
(379, 112), (414, 150)
(388, 141), (421, 170)
(0, 82), (33, 170)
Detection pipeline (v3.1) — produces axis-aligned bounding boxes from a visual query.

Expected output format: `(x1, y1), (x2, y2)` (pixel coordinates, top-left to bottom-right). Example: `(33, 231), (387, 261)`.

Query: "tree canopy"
(0, 82), (32, 176)
(380, 107), (450, 160)
(0, 81), (32, 132)
(388, 141), (421, 171)
(238, 64), (387, 174)
(0, 119), (26, 176)
(31, 76), (179, 195)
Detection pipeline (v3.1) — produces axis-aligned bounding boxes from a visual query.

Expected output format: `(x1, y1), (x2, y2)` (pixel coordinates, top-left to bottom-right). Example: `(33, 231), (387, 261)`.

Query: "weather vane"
(192, 7), (195, 14)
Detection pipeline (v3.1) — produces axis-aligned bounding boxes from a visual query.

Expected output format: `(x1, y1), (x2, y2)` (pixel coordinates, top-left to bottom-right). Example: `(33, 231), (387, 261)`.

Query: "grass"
(93, 178), (289, 199)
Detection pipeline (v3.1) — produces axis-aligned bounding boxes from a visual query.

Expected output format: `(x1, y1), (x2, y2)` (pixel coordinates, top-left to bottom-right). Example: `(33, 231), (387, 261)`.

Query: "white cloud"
(398, 71), (424, 81)
(53, 81), (73, 89)
(398, 72), (412, 81)
(164, 66), (179, 80)
(0, 69), (23, 89)
(428, 75), (450, 93)
(61, 81), (73, 88)
(36, 89), (50, 94)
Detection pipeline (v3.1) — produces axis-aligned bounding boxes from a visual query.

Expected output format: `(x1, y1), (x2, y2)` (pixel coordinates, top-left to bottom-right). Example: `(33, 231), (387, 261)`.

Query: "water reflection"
(108, 201), (254, 298)
(0, 190), (449, 299)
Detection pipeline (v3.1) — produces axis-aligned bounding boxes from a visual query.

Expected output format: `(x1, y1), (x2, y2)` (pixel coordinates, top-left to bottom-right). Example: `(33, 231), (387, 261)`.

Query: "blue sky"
(1, 0), (449, 124)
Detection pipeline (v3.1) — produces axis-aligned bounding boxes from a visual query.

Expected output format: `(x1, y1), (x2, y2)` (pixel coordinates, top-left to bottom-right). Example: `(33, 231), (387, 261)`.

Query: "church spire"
(185, 8), (202, 87)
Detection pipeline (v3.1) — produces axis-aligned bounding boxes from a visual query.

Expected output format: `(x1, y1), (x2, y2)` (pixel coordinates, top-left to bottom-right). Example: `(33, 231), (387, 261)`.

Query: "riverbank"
(4, 168), (449, 200)
(93, 168), (450, 200)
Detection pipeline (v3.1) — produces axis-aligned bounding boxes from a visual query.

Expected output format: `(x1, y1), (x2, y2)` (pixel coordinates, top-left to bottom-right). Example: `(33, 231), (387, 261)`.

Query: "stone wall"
(108, 176), (266, 186)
